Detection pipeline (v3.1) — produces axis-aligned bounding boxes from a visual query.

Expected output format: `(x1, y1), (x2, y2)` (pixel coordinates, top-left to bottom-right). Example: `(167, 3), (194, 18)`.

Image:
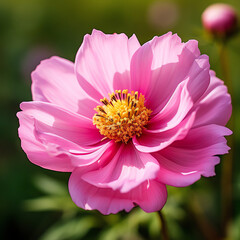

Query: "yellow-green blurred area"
(1, 0), (240, 239)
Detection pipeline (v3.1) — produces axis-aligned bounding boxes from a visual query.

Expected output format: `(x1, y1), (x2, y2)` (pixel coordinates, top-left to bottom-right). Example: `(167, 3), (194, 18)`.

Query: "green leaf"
(33, 175), (68, 196)
(24, 196), (76, 212)
(40, 216), (98, 240)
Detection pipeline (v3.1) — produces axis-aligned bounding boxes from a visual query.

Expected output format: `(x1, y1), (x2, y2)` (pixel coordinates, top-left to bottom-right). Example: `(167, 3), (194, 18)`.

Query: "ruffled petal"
(148, 79), (194, 131)
(192, 70), (232, 127)
(17, 111), (74, 172)
(35, 129), (116, 168)
(75, 29), (140, 101)
(155, 124), (231, 187)
(81, 143), (160, 193)
(133, 111), (196, 153)
(130, 33), (210, 114)
(69, 171), (167, 214)
(70, 140), (118, 168)
(17, 101), (116, 171)
(31, 56), (97, 118)
(17, 110), (115, 171)
(19, 101), (102, 146)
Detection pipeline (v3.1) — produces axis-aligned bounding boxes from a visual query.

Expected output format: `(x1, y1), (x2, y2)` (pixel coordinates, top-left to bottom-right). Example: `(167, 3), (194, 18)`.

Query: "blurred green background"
(1, 0), (240, 239)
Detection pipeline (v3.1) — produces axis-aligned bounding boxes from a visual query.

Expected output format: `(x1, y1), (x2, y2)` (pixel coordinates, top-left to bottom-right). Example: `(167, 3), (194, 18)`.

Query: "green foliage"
(40, 217), (98, 240)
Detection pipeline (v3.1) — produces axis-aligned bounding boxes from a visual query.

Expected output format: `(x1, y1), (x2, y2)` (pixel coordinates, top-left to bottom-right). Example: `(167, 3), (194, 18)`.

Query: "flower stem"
(218, 40), (234, 238)
(157, 211), (169, 240)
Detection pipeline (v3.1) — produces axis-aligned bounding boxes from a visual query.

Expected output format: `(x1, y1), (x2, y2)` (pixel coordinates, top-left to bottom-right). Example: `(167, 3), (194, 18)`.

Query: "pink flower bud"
(202, 3), (238, 38)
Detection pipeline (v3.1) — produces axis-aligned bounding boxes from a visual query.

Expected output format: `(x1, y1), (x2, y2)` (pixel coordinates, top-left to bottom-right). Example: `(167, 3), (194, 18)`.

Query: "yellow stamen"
(93, 90), (152, 143)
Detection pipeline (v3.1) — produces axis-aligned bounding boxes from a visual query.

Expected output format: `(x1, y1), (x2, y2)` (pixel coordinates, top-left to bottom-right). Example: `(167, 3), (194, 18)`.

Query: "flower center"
(93, 90), (152, 143)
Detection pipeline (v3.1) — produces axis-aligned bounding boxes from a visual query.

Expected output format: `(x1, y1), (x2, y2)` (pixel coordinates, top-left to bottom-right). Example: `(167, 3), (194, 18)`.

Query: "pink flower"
(202, 3), (238, 37)
(17, 30), (232, 215)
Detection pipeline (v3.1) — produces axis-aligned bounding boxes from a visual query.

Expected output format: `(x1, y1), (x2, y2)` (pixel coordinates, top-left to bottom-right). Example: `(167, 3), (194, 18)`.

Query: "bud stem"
(218, 40), (234, 238)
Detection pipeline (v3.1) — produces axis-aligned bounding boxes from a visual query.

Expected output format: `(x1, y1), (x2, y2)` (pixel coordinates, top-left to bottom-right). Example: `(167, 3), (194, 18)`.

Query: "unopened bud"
(202, 3), (238, 38)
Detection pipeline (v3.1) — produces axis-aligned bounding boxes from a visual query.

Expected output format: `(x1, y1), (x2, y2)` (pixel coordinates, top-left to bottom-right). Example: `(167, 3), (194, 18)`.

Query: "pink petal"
(36, 129), (116, 168)
(192, 70), (232, 127)
(133, 111), (196, 153)
(69, 171), (167, 214)
(130, 33), (210, 114)
(135, 180), (167, 213)
(19, 101), (102, 146)
(185, 55), (210, 102)
(155, 124), (231, 187)
(131, 32), (184, 102)
(17, 101), (117, 171)
(75, 30), (140, 101)
(31, 56), (97, 118)
(148, 78), (194, 131)
(17, 107), (115, 171)
(17, 111), (74, 171)
(81, 143), (160, 193)
(70, 140), (118, 168)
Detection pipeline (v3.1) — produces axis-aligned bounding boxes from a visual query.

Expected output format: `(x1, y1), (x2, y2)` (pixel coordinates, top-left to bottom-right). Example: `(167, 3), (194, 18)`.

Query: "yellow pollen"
(93, 90), (152, 143)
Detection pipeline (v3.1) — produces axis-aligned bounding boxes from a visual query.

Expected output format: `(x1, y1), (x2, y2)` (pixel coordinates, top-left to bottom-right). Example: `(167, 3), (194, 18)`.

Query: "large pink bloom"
(17, 30), (232, 215)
